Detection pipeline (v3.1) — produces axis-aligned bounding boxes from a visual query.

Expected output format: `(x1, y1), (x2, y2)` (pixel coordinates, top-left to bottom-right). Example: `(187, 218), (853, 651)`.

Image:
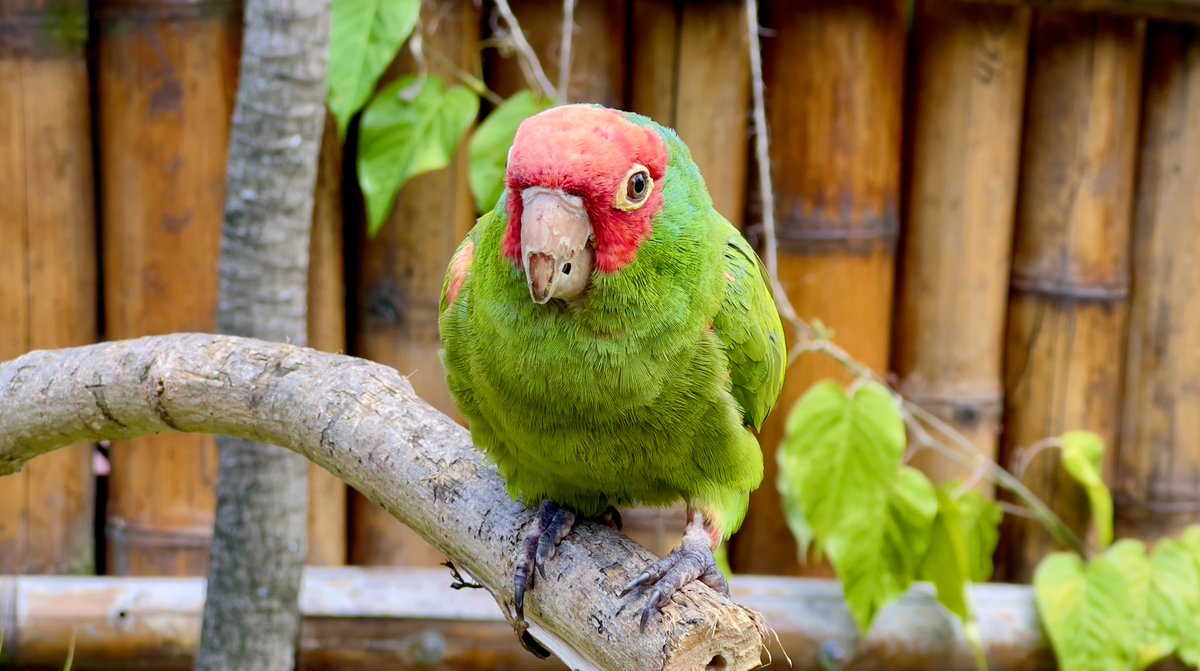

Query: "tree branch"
(0, 334), (766, 671)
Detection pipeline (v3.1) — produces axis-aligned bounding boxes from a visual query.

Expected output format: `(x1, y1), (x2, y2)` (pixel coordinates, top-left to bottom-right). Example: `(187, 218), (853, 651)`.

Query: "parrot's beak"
(520, 187), (593, 304)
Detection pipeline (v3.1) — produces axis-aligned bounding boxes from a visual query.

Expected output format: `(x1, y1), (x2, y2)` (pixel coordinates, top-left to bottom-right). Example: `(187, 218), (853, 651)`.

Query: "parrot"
(437, 103), (785, 643)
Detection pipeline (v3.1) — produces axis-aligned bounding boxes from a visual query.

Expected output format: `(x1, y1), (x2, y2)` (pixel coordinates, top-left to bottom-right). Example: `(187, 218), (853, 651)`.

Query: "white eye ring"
(614, 164), (653, 211)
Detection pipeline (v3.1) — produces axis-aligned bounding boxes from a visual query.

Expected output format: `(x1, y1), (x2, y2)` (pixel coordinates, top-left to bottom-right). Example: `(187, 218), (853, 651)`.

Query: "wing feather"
(711, 222), (786, 431)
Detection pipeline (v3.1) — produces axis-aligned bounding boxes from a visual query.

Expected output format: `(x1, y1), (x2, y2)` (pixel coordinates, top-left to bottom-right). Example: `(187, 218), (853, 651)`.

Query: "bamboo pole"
(957, 0), (1200, 23)
(95, 0), (241, 576)
(0, 569), (1053, 671)
(0, 0), (96, 575)
(306, 111), (348, 566)
(894, 0), (1031, 494)
(486, 0), (627, 105)
(730, 0), (906, 577)
(1117, 21), (1200, 543)
(350, 0), (482, 567)
(628, 0), (751, 228)
(998, 11), (1144, 582)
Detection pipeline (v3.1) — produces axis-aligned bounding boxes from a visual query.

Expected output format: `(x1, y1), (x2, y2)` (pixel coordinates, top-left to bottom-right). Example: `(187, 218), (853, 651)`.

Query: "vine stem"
(744, 0), (778, 282)
(1011, 436), (1062, 482)
(493, 0), (559, 101)
(426, 45), (506, 107)
(558, 0), (577, 101)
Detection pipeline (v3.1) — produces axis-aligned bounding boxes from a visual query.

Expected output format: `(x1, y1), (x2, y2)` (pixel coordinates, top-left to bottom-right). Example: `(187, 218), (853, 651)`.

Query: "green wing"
(711, 221), (787, 431)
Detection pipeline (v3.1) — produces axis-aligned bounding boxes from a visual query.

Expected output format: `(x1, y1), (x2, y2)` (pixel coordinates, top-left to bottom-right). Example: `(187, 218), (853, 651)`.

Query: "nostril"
(562, 263), (572, 275)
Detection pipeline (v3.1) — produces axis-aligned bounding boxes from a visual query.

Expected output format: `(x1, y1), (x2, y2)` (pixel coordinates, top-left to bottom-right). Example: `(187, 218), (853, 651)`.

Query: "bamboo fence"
(732, 0), (906, 577)
(1, 0), (1200, 666)
(998, 11), (1144, 581)
(0, 0), (96, 576)
(1117, 20), (1200, 543)
(349, 0), (482, 568)
(94, 0), (239, 576)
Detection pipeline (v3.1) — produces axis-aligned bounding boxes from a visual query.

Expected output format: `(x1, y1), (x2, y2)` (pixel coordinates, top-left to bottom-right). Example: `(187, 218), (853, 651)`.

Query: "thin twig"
(745, 0), (778, 281)
(1011, 436), (1062, 482)
(906, 403), (1088, 556)
(426, 45), (506, 106)
(558, 0), (577, 100)
(442, 560), (484, 590)
(402, 22), (429, 102)
(493, 0), (558, 100)
(954, 459), (991, 498)
(998, 501), (1038, 520)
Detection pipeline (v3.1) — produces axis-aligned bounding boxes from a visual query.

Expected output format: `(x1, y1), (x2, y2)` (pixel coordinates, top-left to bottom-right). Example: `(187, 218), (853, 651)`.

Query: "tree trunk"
(0, 334), (767, 671)
(194, 2), (331, 670)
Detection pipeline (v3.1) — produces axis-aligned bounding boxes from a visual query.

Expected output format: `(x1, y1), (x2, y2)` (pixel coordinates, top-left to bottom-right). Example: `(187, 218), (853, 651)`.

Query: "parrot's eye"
(628, 172), (648, 199)
(614, 164), (654, 211)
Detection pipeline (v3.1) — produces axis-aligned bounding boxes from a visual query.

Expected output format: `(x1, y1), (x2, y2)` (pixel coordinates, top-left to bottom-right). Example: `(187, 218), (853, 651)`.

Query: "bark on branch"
(0, 333), (766, 671)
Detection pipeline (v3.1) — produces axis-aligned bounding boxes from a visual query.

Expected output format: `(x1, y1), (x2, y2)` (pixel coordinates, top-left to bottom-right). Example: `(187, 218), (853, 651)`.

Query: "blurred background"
(1, 0), (1198, 668)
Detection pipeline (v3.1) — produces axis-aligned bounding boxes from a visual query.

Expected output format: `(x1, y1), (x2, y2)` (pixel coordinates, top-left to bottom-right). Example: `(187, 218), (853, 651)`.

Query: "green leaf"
(778, 380), (923, 632)
(358, 75), (479, 236)
(328, 0), (420, 138)
(832, 465), (937, 633)
(1166, 527), (1200, 667)
(1060, 430), (1113, 550)
(1107, 540), (1155, 668)
(467, 91), (555, 212)
(920, 485), (973, 622)
(883, 467), (939, 583)
(1144, 539), (1200, 667)
(957, 489), (1003, 582)
(777, 465), (816, 560)
(1035, 551), (1136, 671)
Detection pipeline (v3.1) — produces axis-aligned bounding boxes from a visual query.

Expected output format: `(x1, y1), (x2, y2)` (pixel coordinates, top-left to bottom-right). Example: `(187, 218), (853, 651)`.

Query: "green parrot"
(437, 104), (785, 640)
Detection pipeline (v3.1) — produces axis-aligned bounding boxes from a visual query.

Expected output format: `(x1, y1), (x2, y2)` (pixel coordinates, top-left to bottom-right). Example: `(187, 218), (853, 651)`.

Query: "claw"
(618, 562), (665, 597)
(512, 501), (575, 643)
(603, 505), (623, 530)
(619, 509), (728, 631)
(535, 507), (575, 580)
(640, 586), (673, 631)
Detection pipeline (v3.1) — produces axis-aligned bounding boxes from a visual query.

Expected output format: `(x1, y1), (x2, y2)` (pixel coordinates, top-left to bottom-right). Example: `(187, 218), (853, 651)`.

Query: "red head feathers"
(502, 105), (669, 274)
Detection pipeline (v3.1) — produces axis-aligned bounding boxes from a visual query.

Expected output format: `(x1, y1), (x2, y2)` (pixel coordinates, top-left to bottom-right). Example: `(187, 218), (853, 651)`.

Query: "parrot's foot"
(512, 500), (575, 656)
(601, 505), (623, 530)
(619, 510), (727, 632)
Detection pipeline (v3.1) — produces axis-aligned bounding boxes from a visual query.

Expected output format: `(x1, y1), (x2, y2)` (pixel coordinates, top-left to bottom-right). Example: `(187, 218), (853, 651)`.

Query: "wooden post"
(628, 0), (751, 228)
(306, 112), (348, 566)
(894, 1), (1031, 493)
(486, 0), (627, 106)
(998, 12), (1144, 582)
(729, 0), (906, 576)
(0, 0), (96, 574)
(349, 0), (482, 567)
(96, 0), (241, 575)
(1117, 21), (1200, 543)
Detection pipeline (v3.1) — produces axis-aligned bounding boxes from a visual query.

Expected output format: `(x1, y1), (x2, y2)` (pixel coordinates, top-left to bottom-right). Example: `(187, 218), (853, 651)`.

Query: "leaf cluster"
(778, 380), (1001, 650)
(779, 381), (1200, 670)
(1033, 435), (1200, 671)
(327, 0), (556, 237)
